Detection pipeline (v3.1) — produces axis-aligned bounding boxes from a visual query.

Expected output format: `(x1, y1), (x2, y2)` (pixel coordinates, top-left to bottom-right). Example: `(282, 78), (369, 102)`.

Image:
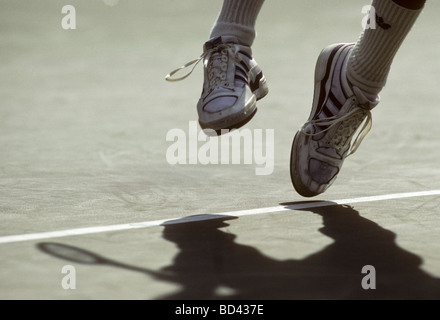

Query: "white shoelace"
(301, 103), (372, 156)
(165, 43), (240, 85)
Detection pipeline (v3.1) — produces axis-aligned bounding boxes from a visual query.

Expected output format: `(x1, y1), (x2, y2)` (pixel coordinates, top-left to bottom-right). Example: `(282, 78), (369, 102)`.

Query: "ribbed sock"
(210, 0), (265, 46)
(347, 0), (424, 96)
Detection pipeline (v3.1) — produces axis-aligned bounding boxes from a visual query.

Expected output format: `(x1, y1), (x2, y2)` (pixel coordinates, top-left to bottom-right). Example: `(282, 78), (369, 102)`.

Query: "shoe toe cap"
(203, 95), (237, 113)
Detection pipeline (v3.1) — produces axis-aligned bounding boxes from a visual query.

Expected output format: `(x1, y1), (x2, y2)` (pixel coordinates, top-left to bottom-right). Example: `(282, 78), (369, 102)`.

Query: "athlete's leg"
(290, 0), (425, 197)
(347, 0), (426, 98)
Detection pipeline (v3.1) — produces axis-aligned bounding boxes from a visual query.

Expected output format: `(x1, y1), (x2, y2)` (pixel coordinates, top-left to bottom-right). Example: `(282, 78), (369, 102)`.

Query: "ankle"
(210, 22), (256, 46)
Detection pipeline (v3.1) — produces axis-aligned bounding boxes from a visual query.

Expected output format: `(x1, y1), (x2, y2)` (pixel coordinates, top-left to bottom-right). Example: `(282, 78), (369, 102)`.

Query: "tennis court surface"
(1, 0), (440, 300)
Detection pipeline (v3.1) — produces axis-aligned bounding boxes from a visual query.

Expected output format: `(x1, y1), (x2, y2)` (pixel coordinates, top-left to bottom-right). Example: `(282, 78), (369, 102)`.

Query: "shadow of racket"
(36, 242), (170, 279)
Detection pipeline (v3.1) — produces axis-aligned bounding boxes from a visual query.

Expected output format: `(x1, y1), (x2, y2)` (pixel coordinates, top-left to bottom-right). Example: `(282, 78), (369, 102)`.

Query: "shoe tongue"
(352, 86), (380, 110)
(218, 35), (239, 45)
(205, 35), (238, 50)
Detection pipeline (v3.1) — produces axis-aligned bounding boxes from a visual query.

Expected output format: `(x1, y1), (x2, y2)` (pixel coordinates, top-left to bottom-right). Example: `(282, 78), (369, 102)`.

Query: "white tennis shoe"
(290, 43), (380, 197)
(166, 36), (268, 134)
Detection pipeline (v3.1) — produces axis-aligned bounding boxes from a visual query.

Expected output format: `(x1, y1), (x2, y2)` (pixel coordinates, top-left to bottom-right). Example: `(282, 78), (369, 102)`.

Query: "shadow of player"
(157, 204), (440, 299)
(37, 203), (440, 299)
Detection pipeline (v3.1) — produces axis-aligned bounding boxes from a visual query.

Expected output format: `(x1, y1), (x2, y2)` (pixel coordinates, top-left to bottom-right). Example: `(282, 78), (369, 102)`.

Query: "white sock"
(347, 0), (424, 96)
(210, 0), (265, 46)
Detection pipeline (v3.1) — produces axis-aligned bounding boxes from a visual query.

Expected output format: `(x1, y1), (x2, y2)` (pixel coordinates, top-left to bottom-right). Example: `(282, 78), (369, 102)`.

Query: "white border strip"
(1, 190), (440, 244)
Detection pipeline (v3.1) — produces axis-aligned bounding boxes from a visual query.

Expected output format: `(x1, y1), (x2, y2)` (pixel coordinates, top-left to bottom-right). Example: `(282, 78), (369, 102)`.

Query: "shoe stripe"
(328, 91), (343, 110)
(324, 45), (354, 116)
(316, 91), (342, 121)
(236, 63), (249, 84)
(250, 71), (263, 92)
(338, 47), (351, 98)
(236, 74), (248, 84)
(239, 50), (252, 60)
(320, 105), (333, 118)
(239, 60), (250, 73)
(315, 44), (345, 120)
(332, 46), (352, 101)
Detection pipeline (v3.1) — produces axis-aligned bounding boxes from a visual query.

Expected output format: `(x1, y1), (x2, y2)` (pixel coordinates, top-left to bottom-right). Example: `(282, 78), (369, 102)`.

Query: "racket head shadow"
(37, 242), (107, 265)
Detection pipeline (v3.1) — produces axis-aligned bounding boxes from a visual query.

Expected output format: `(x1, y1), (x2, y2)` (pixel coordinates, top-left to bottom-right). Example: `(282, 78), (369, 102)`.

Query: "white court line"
(1, 190), (440, 245)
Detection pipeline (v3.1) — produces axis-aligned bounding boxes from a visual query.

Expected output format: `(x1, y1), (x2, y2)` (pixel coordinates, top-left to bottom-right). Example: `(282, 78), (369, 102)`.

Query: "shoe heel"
(314, 44), (341, 82)
(255, 76), (269, 101)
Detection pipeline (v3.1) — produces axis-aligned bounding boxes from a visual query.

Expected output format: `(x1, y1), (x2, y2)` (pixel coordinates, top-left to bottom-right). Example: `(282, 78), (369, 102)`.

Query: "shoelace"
(165, 43), (240, 84)
(301, 100), (372, 156)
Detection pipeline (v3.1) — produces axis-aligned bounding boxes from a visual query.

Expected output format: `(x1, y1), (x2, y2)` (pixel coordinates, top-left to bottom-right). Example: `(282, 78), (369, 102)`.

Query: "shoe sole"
(290, 44), (348, 197)
(290, 131), (320, 197)
(201, 106), (258, 136)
